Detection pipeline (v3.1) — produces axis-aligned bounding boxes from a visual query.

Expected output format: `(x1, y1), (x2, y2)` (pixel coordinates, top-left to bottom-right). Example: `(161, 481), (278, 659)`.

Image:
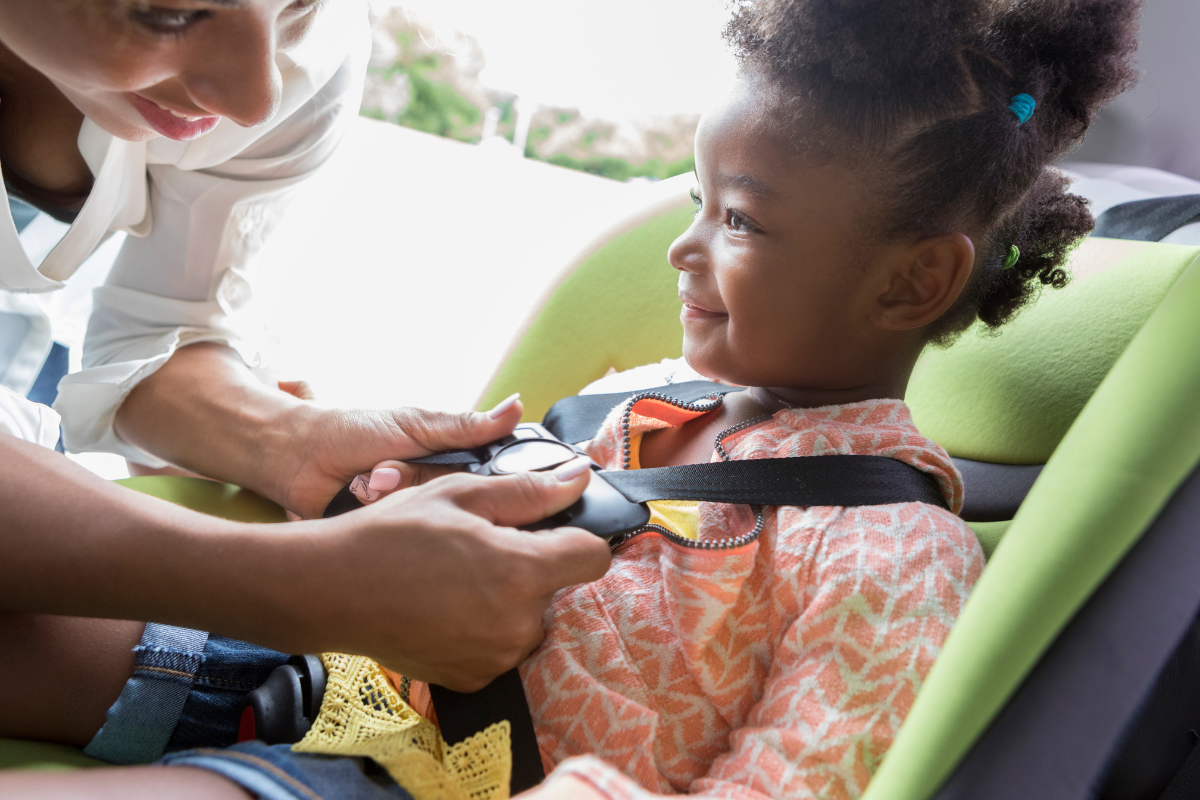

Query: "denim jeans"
(85, 624), (415, 799)
(162, 741), (415, 800)
(84, 624), (288, 764)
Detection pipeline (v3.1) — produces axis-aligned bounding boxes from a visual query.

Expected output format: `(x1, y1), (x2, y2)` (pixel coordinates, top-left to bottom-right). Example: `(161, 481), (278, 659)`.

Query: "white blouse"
(0, 0), (369, 463)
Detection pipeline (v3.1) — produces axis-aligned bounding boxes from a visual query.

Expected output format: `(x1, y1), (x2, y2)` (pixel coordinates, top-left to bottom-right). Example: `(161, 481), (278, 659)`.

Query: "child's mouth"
(679, 292), (728, 321)
(681, 303), (728, 321)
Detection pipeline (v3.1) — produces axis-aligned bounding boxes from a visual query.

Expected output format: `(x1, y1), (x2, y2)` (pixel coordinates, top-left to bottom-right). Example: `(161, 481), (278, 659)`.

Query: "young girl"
(266, 2), (1138, 799)
(12, 0), (1139, 798)
(485, 0), (1140, 796)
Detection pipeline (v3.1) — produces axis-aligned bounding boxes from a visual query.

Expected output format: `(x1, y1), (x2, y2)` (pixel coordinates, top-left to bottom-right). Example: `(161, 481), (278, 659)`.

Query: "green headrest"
(865, 245), (1200, 800)
(907, 239), (1200, 463)
(478, 202), (693, 420)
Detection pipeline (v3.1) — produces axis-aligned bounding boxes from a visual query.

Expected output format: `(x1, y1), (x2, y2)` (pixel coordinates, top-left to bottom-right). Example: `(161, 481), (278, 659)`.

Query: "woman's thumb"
(444, 457), (592, 528)
(394, 393), (524, 456)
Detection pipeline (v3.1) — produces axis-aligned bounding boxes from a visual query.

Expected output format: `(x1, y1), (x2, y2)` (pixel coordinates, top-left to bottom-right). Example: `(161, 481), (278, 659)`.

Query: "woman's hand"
(253, 458), (609, 691)
(114, 343), (528, 518)
(278, 391), (524, 519)
(4, 426), (609, 698)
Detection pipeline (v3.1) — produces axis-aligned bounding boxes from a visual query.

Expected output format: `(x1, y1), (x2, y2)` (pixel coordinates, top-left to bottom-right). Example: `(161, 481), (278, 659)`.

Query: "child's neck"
(638, 375), (912, 470)
(750, 374), (910, 412)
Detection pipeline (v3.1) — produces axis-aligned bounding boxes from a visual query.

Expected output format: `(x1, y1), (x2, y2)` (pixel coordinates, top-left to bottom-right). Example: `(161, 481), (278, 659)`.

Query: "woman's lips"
(129, 94), (220, 141)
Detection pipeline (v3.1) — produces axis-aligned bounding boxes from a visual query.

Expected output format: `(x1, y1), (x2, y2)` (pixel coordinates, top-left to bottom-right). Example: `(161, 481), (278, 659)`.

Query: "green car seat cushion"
(115, 477), (287, 523)
(863, 249), (1200, 800)
(477, 202), (694, 421)
(0, 739), (107, 771)
(907, 238), (1200, 464)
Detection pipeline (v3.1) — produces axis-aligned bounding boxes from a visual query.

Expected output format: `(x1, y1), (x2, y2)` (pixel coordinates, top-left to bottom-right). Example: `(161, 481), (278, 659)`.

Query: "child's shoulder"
(728, 397), (965, 515)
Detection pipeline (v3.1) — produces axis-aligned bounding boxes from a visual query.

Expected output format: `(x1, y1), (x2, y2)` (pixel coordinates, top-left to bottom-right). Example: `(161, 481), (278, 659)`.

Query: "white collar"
(0, 129), (145, 293)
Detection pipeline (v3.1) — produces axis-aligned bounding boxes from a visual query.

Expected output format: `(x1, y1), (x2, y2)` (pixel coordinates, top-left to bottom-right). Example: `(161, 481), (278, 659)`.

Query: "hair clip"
(1008, 94), (1036, 125)
(1004, 245), (1021, 269)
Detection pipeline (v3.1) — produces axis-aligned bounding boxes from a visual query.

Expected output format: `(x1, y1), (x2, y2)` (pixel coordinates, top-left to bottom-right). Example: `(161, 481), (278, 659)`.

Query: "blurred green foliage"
(533, 153), (696, 182)
(375, 55), (480, 142)
(363, 31), (693, 181)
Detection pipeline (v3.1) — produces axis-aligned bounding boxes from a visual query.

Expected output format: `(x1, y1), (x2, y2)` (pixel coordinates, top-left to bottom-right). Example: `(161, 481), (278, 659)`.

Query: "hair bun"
(735, 0), (986, 89)
(988, 0), (1142, 148)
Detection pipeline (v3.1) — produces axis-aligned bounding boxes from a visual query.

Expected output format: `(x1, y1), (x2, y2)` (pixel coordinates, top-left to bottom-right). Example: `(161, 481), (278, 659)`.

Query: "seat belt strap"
(437, 384), (952, 793)
(429, 670), (546, 795)
(601, 456), (948, 510)
(1092, 194), (1200, 242)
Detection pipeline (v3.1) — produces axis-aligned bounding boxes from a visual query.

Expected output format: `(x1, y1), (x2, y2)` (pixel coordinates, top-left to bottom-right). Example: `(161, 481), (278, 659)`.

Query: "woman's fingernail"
(554, 457), (592, 482)
(486, 392), (521, 419)
(369, 467), (402, 493)
(349, 474), (378, 504)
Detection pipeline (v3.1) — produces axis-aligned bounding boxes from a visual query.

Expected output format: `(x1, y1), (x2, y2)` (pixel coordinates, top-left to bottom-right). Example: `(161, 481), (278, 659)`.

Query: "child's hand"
(517, 775), (607, 800)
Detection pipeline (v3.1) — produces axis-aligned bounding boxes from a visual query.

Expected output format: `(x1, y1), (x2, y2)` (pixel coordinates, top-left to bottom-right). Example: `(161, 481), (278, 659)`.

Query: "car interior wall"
(1070, 0), (1200, 181)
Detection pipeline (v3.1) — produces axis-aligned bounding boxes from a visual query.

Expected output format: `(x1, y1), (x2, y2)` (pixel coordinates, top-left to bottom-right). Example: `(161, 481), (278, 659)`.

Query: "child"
(488, 0), (1140, 796)
(8, 0), (1140, 797)
(294, 2), (1138, 799)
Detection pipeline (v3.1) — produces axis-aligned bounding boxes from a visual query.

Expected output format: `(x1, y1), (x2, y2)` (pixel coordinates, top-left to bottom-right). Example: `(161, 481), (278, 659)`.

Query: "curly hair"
(725, 0), (1142, 341)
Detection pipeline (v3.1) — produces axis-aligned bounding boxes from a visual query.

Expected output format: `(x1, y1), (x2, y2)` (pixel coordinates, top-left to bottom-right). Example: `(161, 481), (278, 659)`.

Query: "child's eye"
(689, 188), (703, 214)
(726, 208), (758, 234)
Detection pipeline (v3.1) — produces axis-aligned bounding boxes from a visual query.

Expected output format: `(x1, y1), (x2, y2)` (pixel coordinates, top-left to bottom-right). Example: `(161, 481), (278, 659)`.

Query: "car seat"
(4, 183), (1199, 795)
(476, 184), (1200, 796)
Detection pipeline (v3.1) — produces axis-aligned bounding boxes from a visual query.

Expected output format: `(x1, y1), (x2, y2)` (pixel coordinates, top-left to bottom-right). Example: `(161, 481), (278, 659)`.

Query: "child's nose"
(668, 227), (706, 274)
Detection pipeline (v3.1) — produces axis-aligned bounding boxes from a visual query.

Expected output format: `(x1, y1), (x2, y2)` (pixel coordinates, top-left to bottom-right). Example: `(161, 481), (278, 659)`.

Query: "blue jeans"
(85, 624), (289, 764)
(162, 741), (415, 800)
(86, 624), (414, 799)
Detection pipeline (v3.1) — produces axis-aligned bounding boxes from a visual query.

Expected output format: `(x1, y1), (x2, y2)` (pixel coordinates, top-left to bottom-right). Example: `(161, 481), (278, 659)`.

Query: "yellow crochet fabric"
(292, 654), (513, 800)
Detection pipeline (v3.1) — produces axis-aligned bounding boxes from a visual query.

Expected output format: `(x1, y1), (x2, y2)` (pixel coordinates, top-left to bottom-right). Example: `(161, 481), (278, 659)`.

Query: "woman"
(0, 1), (609, 795)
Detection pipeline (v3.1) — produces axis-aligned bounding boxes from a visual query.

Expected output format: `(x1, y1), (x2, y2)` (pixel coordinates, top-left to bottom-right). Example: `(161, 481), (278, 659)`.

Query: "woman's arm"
(112, 342), (517, 519)
(0, 431), (610, 690)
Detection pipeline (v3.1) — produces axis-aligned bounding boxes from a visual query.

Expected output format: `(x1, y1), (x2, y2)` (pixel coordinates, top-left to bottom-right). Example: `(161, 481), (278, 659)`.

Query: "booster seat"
(4, 180), (1200, 799)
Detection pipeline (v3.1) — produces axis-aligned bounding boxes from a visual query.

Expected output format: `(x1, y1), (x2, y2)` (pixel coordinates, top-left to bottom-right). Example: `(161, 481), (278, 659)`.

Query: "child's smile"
(669, 75), (902, 402)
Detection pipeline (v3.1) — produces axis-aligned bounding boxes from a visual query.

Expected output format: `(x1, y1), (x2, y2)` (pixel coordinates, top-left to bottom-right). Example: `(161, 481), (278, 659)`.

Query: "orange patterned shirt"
(520, 392), (984, 799)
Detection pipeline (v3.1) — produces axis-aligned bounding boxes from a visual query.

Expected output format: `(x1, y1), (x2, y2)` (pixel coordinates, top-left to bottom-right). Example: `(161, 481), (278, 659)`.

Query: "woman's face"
(0, 0), (326, 142)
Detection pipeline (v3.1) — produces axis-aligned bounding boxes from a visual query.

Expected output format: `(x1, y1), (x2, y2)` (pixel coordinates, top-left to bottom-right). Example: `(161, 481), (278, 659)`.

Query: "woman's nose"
(667, 223), (707, 274)
(183, 13), (282, 127)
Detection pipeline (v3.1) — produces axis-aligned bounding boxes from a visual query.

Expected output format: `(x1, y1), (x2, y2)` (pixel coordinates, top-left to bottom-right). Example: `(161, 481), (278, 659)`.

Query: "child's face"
(670, 75), (907, 395)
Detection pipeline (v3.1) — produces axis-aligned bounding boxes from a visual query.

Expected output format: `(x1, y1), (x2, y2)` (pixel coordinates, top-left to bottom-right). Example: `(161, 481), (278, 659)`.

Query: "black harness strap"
(602, 456), (948, 510)
(1092, 194), (1200, 243)
(429, 670), (545, 794)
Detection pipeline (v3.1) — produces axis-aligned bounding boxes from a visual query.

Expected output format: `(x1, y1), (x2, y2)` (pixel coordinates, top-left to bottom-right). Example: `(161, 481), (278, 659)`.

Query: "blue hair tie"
(1009, 93), (1036, 125)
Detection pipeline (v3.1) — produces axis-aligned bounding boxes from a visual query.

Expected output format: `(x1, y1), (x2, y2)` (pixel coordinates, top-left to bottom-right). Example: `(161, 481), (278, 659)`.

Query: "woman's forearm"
(0, 431), (610, 690)
(113, 342), (311, 509)
(0, 433), (280, 628)
(110, 341), (550, 520)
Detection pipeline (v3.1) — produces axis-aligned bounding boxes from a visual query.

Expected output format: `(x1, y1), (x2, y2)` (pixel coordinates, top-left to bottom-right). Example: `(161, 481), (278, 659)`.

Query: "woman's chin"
(80, 110), (162, 143)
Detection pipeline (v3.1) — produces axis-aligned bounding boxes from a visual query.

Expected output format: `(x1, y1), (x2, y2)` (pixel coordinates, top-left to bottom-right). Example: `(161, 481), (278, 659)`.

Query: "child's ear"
(870, 233), (975, 331)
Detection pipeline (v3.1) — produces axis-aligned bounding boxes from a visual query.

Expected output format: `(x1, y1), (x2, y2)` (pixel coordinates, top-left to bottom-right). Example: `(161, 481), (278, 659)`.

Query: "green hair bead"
(1004, 245), (1021, 269)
